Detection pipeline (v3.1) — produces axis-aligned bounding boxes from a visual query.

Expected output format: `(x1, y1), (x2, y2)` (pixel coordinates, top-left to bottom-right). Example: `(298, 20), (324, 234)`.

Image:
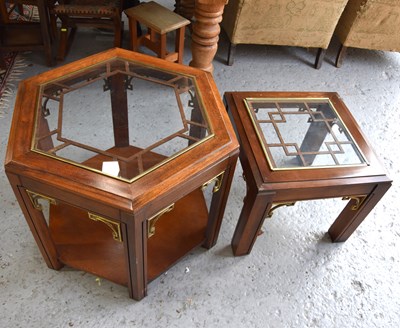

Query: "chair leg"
(227, 43), (236, 66)
(335, 44), (347, 68)
(314, 48), (326, 69)
(113, 16), (122, 47)
(36, 2), (54, 66)
(57, 24), (76, 61)
(128, 17), (139, 50)
(57, 26), (69, 61)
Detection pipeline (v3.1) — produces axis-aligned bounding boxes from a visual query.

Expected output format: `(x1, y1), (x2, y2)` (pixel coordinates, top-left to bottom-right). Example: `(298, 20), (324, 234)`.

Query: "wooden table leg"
(328, 181), (391, 242)
(189, 0), (226, 73)
(122, 212), (147, 301)
(231, 188), (275, 256)
(7, 173), (63, 270)
(203, 156), (238, 249)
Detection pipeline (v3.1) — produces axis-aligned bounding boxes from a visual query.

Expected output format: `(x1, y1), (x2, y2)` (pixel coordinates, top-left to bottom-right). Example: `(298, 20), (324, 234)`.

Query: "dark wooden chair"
(0, 0), (55, 66)
(51, 0), (123, 61)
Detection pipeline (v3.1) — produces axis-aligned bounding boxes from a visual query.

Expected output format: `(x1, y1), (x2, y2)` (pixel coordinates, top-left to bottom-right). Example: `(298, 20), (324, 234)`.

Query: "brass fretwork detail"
(266, 202), (296, 218)
(202, 171), (225, 193)
(342, 195), (368, 211)
(26, 190), (57, 210)
(243, 97), (368, 171)
(147, 204), (175, 238)
(88, 212), (122, 242)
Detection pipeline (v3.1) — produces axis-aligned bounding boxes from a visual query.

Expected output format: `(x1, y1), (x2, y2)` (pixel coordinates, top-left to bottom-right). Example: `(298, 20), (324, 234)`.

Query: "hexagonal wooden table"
(5, 48), (238, 300)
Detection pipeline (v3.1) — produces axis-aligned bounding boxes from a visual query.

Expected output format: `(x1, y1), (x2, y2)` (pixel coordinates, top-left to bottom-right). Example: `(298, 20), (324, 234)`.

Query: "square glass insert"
(244, 98), (367, 170)
(32, 58), (212, 182)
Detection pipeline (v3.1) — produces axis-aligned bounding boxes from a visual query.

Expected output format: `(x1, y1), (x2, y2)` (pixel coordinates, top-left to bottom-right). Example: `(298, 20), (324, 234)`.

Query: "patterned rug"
(0, 5), (38, 116)
(0, 53), (25, 116)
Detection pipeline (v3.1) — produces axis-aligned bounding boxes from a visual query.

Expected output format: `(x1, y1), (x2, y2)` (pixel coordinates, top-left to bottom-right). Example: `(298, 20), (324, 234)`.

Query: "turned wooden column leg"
(189, 0), (226, 73)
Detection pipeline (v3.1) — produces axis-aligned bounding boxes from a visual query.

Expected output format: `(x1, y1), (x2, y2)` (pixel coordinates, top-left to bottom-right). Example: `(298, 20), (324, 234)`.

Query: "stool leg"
(129, 18), (139, 51)
(175, 26), (186, 64)
(159, 33), (167, 59)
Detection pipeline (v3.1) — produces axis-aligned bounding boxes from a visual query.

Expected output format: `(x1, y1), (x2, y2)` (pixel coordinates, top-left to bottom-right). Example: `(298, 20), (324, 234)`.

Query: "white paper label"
(102, 161), (120, 177)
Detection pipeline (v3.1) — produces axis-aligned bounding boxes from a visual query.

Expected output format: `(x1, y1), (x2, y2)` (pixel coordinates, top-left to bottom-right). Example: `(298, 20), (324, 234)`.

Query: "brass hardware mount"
(88, 212), (122, 242)
(342, 195), (368, 211)
(26, 190), (57, 211)
(266, 202), (296, 218)
(147, 204), (175, 238)
(202, 171), (225, 193)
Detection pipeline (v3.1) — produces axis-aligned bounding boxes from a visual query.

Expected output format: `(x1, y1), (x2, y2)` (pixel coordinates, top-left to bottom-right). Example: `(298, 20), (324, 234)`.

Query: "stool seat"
(125, 1), (190, 64)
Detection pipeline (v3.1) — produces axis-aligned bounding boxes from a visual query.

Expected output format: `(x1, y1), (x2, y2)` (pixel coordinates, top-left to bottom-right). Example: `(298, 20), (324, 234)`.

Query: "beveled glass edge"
(243, 97), (369, 171)
(30, 57), (215, 183)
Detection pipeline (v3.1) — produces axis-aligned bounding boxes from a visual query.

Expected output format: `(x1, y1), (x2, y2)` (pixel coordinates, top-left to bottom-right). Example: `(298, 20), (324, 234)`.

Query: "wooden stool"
(124, 1), (190, 64)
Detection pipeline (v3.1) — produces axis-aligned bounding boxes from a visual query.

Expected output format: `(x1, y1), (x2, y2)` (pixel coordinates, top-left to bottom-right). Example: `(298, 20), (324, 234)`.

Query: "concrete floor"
(1, 10), (400, 328)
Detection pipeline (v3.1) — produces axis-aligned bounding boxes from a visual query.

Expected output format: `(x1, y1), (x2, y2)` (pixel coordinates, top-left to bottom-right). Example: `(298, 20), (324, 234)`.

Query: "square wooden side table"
(224, 91), (391, 256)
(5, 48), (239, 300)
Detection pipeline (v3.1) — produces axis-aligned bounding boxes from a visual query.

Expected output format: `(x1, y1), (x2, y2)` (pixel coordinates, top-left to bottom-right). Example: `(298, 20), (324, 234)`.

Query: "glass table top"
(244, 97), (367, 170)
(33, 58), (212, 182)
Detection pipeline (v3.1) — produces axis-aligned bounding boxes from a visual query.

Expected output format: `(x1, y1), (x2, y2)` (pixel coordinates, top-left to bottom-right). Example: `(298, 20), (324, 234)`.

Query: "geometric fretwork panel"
(33, 58), (211, 182)
(244, 98), (367, 170)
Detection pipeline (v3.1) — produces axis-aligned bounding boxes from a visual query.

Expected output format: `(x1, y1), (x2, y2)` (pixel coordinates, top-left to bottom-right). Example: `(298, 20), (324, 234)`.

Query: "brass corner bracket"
(147, 203), (175, 238)
(342, 195), (367, 211)
(26, 189), (57, 210)
(88, 212), (122, 242)
(266, 202), (296, 218)
(202, 171), (225, 193)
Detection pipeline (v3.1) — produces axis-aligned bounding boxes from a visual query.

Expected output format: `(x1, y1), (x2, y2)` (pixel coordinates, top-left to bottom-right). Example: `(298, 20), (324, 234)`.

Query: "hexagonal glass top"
(32, 58), (212, 182)
(244, 97), (367, 170)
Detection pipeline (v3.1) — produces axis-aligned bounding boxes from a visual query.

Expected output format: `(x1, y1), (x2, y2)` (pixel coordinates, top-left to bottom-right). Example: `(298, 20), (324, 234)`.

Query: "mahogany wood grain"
(5, 48), (239, 300)
(49, 202), (128, 286)
(147, 188), (208, 280)
(225, 91), (392, 256)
